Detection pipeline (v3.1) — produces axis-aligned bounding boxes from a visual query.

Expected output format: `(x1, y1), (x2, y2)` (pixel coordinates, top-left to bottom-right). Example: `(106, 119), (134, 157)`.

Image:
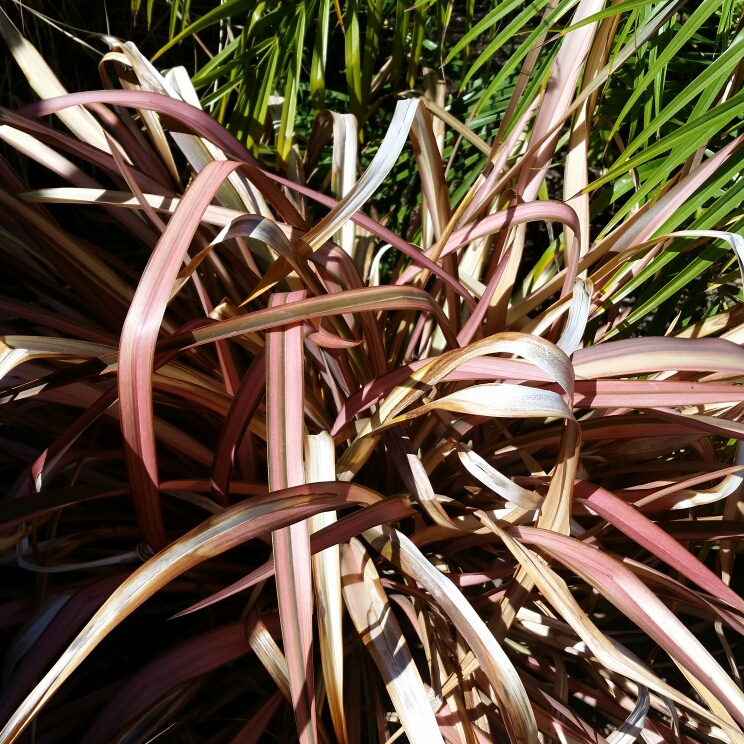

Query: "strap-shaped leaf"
(341, 538), (444, 744)
(266, 291), (316, 744)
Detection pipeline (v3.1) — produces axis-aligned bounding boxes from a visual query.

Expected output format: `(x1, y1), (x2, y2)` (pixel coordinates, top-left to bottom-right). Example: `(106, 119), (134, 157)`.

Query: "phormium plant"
(1, 2), (744, 743)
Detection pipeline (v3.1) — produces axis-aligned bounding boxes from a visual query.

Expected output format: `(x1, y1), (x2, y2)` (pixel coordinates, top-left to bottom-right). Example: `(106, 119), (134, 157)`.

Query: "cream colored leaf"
(305, 432), (347, 744)
(340, 538), (444, 744)
(0, 9), (109, 151)
(363, 525), (538, 744)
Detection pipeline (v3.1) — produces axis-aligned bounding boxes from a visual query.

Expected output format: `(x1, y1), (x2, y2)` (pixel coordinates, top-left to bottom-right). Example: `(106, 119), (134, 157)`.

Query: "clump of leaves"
(2, 4), (744, 744)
